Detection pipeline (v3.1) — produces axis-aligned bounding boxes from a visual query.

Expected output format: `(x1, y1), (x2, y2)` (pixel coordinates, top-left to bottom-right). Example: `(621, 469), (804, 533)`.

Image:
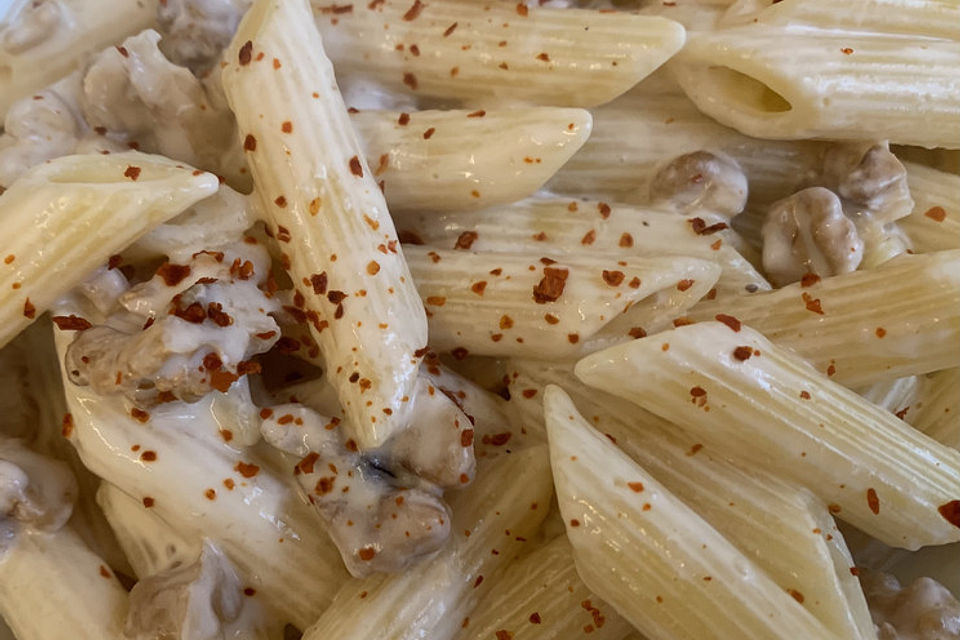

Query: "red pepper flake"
(238, 40), (253, 65)
(237, 360), (261, 376)
(140, 450), (157, 462)
(626, 277), (641, 289)
(875, 327), (886, 338)
(143, 497), (155, 507)
(686, 443), (703, 456)
(787, 589), (805, 604)
(895, 406), (909, 420)
(499, 315), (514, 329)
(451, 347), (469, 360)
(827, 364), (837, 376)
(243, 134), (257, 151)
(676, 279), (694, 292)
(467, 110), (486, 118)
(924, 206), (947, 222)
(938, 500), (960, 528)
(219, 429), (233, 443)
(602, 270), (624, 286)
(423, 127), (436, 139)
(581, 230), (596, 245)
(801, 272), (821, 287)
(689, 217), (729, 235)
(426, 295), (446, 306)
(443, 22), (458, 36)
(461, 429), (474, 447)
(280, 120), (293, 134)
(800, 390), (811, 400)
(536, 53), (550, 62)
(204, 488), (216, 500)
(295, 452), (320, 475)
(23, 298), (35, 319)
(483, 432), (512, 446)
(627, 482), (644, 493)
(841, 47), (854, 54)
(850, 567), (860, 576)
(732, 346), (753, 361)
(259, 408), (274, 420)
(2, 254), (13, 265)
(828, 503), (842, 514)
(715, 314), (741, 332)
(628, 327), (647, 339)
(130, 407), (150, 423)
(867, 488), (880, 514)
(318, 3), (354, 13)
(471, 281), (487, 295)
(61, 413), (74, 438)
(124, 166), (141, 181)
(402, 0), (425, 20)
(495, 631), (513, 640)
(244, 587), (256, 596)
(235, 461), (260, 478)
(52, 315), (92, 331)
(533, 267), (569, 303)
(597, 202), (611, 219)
(673, 317), (694, 328)
(516, 2), (528, 15)
(619, 233), (634, 248)
(349, 155), (363, 177)
(544, 313), (560, 325)
(403, 72), (418, 90)
(521, 388), (537, 399)
(528, 612), (541, 624)
(802, 292), (824, 314)
(690, 386), (706, 397)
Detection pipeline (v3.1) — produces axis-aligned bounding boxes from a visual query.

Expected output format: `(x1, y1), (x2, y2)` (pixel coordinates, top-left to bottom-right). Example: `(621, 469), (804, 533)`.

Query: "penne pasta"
(0, 526), (129, 640)
(686, 250), (960, 387)
(507, 360), (875, 639)
(406, 245), (720, 359)
(671, 27), (960, 149)
(397, 197), (768, 298)
(96, 482), (200, 579)
(908, 368), (960, 450)
(544, 385), (838, 639)
(897, 162), (960, 253)
(0, 152), (218, 352)
(575, 321), (960, 549)
(721, 0), (960, 41)
(353, 108), (592, 213)
(54, 320), (349, 630)
(460, 535), (634, 640)
(301, 445), (554, 640)
(0, 0), (157, 119)
(312, 0), (685, 108)
(546, 89), (822, 208)
(222, 0), (428, 449)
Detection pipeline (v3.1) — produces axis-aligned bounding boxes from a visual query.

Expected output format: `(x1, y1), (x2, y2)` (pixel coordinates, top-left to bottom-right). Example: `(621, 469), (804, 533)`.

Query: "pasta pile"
(0, 0), (957, 639)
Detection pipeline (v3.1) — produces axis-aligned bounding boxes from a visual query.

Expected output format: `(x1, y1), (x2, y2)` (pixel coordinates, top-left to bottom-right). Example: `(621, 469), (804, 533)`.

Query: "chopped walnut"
(0, 439), (77, 540)
(124, 540), (265, 639)
(156, 0), (253, 73)
(64, 244), (280, 406)
(820, 142), (913, 223)
(761, 187), (864, 287)
(860, 569), (960, 640)
(261, 405), (451, 578)
(649, 151), (748, 218)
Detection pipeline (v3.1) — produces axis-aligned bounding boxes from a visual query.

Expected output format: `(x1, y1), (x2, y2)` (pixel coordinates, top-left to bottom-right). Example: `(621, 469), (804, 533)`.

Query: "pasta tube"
(461, 535), (633, 640)
(397, 197), (768, 297)
(353, 108), (591, 213)
(222, 0), (427, 449)
(406, 246), (719, 359)
(546, 89), (822, 208)
(671, 27), (960, 149)
(0, 0), (157, 118)
(544, 385), (838, 639)
(0, 526), (128, 640)
(313, 0), (685, 108)
(575, 322), (960, 549)
(909, 369), (960, 450)
(897, 162), (960, 253)
(54, 325), (349, 630)
(0, 152), (218, 351)
(686, 250), (960, 387)
(301, 445), (554, 640)
(507, 360), (874, 639)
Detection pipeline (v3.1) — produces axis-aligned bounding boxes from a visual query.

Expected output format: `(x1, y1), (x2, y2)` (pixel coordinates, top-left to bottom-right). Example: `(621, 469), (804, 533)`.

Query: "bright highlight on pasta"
(0, 0), (957, 638)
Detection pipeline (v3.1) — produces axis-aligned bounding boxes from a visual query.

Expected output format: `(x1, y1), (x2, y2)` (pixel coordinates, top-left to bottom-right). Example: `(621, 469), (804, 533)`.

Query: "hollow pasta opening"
(705, 66), (793, 114)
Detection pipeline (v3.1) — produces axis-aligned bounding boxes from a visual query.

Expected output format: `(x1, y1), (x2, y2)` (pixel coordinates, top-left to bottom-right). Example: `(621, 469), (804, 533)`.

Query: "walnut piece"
(649, 151), (748, 218)
(761, 187), (864, 287)
(820, 142), (913, 222)
(860, 569), (960, 640)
